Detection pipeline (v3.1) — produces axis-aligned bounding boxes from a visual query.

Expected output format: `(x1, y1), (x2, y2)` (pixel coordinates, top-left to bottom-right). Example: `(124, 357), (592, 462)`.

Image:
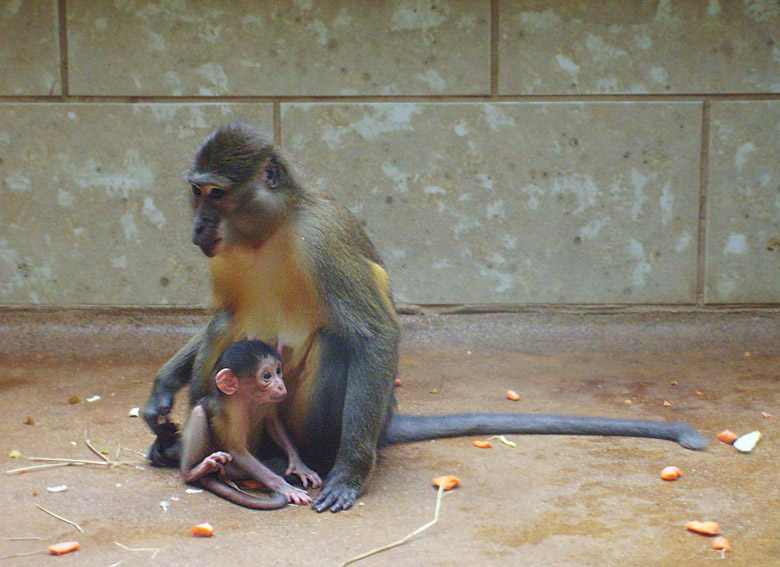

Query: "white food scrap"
(733, 430), (761, 452)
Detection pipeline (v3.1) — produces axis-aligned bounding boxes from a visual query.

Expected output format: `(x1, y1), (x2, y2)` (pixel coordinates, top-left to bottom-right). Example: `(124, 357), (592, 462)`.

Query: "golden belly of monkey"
(207, 224), (325, 439)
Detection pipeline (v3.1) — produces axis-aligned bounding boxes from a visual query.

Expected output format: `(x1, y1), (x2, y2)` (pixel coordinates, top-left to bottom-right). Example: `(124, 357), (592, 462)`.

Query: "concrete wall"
(1, 1), (779, 308)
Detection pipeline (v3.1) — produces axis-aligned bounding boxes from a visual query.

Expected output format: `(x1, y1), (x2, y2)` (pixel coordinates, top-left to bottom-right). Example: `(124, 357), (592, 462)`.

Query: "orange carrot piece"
(239, 480), (263, 490)
(432, 475), (460, 491)
(712, 536), (732, 552)
(686, 521), (720, 535)
(48, 541), (80, 555)
(660, 466), (681, 480)
(717, 430), (738, 444)
(506, 390), (520, 401)
(191, 523), (215, 537)
(472, 440), (493, 449)
(761, 411), (773, 418)
(663, 400), (672, 407)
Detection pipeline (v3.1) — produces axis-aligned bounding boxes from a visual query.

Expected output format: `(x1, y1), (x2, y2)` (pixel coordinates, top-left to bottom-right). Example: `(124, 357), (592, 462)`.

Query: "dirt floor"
(1, 311), (778, 566)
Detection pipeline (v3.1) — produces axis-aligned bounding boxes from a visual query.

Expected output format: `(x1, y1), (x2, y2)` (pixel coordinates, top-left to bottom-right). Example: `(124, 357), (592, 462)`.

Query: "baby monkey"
(180, 340), (322, 509)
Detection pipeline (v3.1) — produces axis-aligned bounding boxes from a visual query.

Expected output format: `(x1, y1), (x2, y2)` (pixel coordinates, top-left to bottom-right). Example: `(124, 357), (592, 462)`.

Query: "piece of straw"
(0, 550), (46, 560)
(338, 484), (446, 567)
(115, 542), (159, 559)
(5, 462), (73, 475)
(34, 505), (84, 533)
(85, 424), (110, 463)
(28, 457), (109, 466)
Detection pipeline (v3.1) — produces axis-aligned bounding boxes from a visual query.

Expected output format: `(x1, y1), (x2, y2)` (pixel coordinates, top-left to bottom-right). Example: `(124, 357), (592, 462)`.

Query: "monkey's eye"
(265, 160), (280, 188)
(276, 365), (282, 375)
(209, 188), (226, 200)
(263, 371), (272, 381)
(191, 184), (201, 197)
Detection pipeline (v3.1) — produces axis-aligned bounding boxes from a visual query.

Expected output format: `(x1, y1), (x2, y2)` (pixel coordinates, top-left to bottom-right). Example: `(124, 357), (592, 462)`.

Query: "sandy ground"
(1, 311), (778, 566)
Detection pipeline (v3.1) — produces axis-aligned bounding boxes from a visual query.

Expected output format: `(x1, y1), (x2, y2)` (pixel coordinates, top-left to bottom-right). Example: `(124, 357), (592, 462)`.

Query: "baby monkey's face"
(253, 357), (286, 403)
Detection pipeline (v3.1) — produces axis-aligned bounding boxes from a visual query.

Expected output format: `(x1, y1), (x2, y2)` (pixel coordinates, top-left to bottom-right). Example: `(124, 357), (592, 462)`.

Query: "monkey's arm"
(143, 309), (236, 467)
(143, 330), (202, 429)
(180, 404), (231, 482)
(267, 415), (322, 488)
(313, 332), (398, 513)
(305, 219), (401, 512)
(188, 310), (238, 405)
(142, 329), (204, 467)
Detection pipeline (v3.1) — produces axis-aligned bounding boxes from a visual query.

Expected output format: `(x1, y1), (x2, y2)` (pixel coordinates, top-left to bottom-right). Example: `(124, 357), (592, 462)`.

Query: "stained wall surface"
(1, 1), (779, 307)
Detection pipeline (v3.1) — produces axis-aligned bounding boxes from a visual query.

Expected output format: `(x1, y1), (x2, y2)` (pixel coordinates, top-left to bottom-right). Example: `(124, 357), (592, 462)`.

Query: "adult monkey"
(142, 123), (708, 513)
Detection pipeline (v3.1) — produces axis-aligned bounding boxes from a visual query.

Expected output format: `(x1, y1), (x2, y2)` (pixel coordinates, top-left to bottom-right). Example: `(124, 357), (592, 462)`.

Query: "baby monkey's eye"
(263, 372), (272, 381)
(209, 187), (226, 200)
(276, 365), (282, 375)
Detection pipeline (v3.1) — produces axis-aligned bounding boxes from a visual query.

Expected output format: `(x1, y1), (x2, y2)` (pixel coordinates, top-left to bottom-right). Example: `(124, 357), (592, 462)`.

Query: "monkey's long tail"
(198, 477), (289, 510)
(382, 413), (709, 450)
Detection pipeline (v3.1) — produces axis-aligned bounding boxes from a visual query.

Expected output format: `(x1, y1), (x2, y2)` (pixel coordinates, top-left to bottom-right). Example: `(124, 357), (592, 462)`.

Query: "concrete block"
(499, 1), (780, 95)
(0, 0), (60, 95)
(0, 103), (273, 306)
(706, 101), (780, 303)
(68, 1), (490, 96)
(281, 101), (702, 304)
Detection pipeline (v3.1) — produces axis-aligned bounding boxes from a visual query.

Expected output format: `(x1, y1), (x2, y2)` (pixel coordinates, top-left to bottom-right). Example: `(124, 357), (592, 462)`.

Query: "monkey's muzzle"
(192, 225), (222, 257)
(192, 214), (222, 257)
(197, 239), (222, 258)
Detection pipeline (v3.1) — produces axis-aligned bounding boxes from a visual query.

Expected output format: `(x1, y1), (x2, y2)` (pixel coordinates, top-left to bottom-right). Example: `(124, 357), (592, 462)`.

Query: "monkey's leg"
(181, 407), (287, 510)
(267, 415), (322, 489)
(230, 449), (314, 506)
(312, 332), (398, 513)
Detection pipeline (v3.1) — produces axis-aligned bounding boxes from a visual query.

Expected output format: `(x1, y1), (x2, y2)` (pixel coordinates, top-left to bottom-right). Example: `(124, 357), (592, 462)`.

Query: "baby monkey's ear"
(215, 369), (239, 395)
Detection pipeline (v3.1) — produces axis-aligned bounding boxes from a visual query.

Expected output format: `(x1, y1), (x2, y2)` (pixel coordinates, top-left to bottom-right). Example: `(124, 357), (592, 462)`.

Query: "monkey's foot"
(146, 422), (182, 468)
(313, 475), (360, 513)
(274, 482), (313, 506)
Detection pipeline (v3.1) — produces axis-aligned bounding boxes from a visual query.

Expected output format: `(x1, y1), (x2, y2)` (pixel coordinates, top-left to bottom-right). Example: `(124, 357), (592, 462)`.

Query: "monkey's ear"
(264, 155), (283, 188)
(215, 369), (239, 395)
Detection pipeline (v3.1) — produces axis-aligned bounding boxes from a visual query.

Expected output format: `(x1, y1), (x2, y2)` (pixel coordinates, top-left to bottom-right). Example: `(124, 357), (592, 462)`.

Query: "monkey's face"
(187, 124), (296, 257)
(253, 358), (286, 403)
(189, 182), (228, 257)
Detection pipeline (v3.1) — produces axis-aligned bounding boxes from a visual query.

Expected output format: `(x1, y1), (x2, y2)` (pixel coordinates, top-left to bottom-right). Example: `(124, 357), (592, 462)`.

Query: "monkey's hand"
(142, 388), (176, 430)
(285, 458), (322, 489)
(313, 472), (361, 513)
(187, 452), (232, 482)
